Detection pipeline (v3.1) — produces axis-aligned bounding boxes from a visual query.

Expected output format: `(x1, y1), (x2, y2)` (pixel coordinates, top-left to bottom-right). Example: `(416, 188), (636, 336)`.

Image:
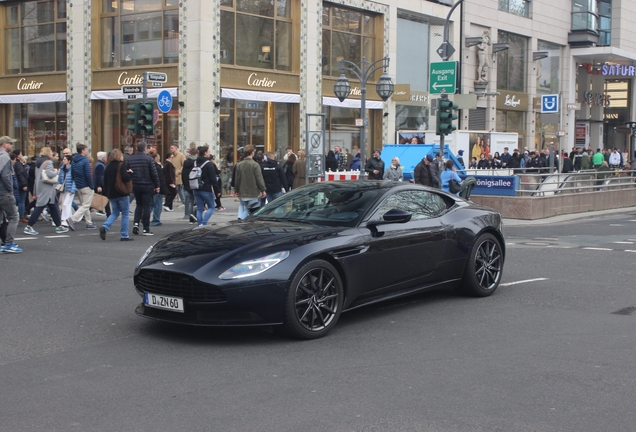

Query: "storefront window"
(221, 0), (294, 71)
(496, 110), (525, 148)
(219, 99), (294, 165)
(4, 0), (67, 74)
(6, 102), (67, 158)
(497, 31), (527, 92)
(323, 106), (373, 156)
(100, 1), (178, 68)
(322, 4), (378, 78)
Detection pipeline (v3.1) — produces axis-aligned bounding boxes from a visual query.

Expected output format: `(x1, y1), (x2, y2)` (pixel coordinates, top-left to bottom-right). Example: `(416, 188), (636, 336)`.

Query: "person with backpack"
(189, 146), (220, 226)
(181, 147), (198, 224)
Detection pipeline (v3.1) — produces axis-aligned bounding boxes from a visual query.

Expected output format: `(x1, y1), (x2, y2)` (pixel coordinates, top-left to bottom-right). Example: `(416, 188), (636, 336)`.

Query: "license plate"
(144, 292), (184, 313)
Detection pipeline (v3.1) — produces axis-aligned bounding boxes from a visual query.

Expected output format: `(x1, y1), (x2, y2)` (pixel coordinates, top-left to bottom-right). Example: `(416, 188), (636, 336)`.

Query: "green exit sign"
(429, 61), (457, 94)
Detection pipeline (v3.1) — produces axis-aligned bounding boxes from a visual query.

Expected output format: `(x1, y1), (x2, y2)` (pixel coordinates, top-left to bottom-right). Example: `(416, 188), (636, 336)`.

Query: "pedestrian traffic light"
(127, 102), (141, 135)
(139, 103), (154, 136)
(436, 94), (458, 136)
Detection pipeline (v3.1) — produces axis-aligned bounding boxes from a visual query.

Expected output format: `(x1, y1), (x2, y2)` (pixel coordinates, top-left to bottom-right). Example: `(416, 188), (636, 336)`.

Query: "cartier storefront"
(91, 66), (179, 159)
(219, 69), (299, 164)
(0, 73), (68, 158)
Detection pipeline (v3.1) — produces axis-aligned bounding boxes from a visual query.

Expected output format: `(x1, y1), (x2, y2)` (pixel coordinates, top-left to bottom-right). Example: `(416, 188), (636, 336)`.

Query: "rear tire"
(283, 260), (343, 339)
(461, 233), (503, 297)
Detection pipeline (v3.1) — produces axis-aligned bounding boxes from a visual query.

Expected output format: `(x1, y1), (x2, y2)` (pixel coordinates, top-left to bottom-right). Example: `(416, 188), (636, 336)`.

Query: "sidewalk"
(502, 206), (636, 227)
(136, 195), (240, 226)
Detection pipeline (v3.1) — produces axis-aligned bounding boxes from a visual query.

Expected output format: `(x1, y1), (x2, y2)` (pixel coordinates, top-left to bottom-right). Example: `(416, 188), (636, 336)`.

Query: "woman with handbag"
(440, 160), (463, 196)
(23, 147), (69, 235)
(56, 154), (77, 230)
(99, 149), (134, 241)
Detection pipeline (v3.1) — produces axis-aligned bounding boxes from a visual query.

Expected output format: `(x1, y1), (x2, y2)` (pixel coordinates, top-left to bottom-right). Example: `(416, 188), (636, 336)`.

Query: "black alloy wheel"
(283, 260), (343, 339)
(461, 233), (503, 297)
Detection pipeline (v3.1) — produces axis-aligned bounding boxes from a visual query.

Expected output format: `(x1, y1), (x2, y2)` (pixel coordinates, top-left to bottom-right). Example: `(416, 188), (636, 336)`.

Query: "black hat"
(458, 150), (464, 155)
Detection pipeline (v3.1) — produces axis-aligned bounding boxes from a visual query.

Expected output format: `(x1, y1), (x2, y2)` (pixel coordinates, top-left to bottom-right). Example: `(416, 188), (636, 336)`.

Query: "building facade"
(0, 0), (634, 163)
(460, 0), (636, 155)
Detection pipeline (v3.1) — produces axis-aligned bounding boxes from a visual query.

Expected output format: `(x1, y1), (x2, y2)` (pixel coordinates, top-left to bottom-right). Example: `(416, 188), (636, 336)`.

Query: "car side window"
(373, 190), (448, 221)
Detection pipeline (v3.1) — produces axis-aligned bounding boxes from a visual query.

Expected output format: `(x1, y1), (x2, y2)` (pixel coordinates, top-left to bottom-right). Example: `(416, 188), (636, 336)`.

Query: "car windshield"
(252, 183), (386, 227)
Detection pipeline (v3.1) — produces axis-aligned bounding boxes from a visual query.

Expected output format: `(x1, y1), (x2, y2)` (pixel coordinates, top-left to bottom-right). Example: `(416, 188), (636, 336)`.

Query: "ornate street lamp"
(333, 56), (393, 179)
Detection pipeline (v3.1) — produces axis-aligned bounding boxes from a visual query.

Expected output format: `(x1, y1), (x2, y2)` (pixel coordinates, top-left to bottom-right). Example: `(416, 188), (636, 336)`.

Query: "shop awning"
(322, 97), (384, 109)
(0, 92), (66, 104)
(90, 87), (178, 100)
(221, 88), (300, 103)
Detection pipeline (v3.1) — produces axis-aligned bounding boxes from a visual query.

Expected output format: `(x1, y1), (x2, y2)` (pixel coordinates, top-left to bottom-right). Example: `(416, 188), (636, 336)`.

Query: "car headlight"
(137, 243), (155, 268)
(219, 251), (290, 280)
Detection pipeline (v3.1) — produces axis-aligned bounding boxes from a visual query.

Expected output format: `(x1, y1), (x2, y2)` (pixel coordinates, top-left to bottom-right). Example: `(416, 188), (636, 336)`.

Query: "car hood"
(139, 220), (343, 272)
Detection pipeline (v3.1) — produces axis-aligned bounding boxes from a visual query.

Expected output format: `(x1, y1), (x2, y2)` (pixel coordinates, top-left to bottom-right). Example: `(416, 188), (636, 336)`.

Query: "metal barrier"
(514, 169), (635, 196)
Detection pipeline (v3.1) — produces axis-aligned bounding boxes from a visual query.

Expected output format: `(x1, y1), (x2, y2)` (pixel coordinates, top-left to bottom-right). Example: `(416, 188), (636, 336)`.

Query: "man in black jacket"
(11, 150), (28, 221)
(413, 155), (434, 186)
(365, 149), (385, 180)
(127, 143), (160, 235)
(261, 152), (288, 203)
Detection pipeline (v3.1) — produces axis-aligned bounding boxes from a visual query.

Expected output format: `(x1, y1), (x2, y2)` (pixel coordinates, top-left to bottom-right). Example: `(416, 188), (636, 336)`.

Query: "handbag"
(55, 170), (67, 193)
(449, 178), (462, 194)
(115, 161), (133, 195)
(90, 193), (109, 211)
(41, 160), (59, 185)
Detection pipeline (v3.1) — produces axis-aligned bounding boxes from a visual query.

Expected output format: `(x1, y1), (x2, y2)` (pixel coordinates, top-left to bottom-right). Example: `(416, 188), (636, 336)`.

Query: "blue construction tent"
(380, 144), (464, 180)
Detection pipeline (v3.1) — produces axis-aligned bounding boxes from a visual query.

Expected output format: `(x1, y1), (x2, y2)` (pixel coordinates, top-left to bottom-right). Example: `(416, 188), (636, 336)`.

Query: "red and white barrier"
(318, 171), (360, 182)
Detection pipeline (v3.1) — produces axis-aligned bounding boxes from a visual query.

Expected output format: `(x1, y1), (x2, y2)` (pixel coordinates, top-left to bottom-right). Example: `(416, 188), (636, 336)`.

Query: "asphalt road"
(1, 209), (636, 431)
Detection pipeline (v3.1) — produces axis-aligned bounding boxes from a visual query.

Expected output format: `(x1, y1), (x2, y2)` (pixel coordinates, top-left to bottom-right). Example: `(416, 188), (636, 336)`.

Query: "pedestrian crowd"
(0, 138), (230, 254)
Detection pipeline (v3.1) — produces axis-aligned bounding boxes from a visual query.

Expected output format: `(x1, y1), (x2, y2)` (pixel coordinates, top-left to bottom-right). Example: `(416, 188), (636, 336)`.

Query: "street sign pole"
(142, 72), (148, 144)
(440, 0), (465, 61)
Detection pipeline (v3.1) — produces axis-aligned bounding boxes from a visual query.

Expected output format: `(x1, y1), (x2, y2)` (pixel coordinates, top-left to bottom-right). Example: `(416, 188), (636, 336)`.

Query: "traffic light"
(127, 102), (141, 135)
(436, 94), (458, 136)
(139, 103), (154, 136)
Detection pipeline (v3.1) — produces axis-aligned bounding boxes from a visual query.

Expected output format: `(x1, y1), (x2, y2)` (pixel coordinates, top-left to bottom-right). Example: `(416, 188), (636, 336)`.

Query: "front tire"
(283, 260), (343, 339)
(461, 233), (503, 297)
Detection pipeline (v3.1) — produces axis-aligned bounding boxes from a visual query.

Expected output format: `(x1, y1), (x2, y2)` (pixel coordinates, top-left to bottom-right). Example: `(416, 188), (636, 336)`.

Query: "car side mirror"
(247, 202), (261, 214)
(366, 209), (412, 228)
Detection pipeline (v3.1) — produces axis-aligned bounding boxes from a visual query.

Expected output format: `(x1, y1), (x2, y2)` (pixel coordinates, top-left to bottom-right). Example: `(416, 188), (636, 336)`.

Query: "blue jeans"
(17, 189), (27, 218)
(152, 193), (163, 225)
(102, 196), (130, 238)
(266, 191), (282, 204)
(238, 197), (259, 220)
(193, 190), (216, 225)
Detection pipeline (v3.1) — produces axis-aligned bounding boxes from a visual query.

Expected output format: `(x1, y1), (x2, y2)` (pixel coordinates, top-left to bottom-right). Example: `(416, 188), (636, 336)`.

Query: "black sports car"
(134, 181), (505, 339)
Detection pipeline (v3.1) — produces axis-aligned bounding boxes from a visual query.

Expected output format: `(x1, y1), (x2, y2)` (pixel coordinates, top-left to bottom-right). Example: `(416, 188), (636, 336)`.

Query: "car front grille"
(136, 269), (227, 303)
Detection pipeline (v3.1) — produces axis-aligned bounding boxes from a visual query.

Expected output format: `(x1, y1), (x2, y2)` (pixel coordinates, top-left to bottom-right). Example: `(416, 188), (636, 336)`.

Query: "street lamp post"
(334, 56), (394, 179)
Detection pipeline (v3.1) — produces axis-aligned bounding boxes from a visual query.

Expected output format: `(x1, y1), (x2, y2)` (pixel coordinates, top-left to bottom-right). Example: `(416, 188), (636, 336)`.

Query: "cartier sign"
(247, 73), (276, 88)
(17, 78), (44, 91)
(117, 72), (144, 85)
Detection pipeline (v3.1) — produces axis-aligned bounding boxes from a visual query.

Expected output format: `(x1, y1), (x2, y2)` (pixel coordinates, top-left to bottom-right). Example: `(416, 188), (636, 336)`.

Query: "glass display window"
(100, 0), (178, 68)
(322, 4), (379, 79)
(221, 0), (295, 71)
(4, 0), (67, 74)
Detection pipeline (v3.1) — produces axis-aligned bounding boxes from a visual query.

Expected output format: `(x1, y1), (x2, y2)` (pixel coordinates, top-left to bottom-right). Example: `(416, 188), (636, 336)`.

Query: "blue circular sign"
(157, 90), (173, 114)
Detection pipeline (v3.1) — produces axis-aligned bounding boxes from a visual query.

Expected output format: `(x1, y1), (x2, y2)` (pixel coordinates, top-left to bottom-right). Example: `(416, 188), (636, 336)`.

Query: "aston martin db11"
(134, 180), (505, 339)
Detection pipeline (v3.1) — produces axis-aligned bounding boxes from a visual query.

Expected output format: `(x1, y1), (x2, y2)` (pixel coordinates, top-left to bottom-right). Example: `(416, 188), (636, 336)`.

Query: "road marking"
(12, 237), (37, 241)
(610, 224), (624, 226)
(613, 241), (633, 244)
(625, 250), (636, 253)
(628, 220), (636, 222)
(583, 247), (613, 251)
(44, 235), (70, 239)
(500, 278), (548, 287)
(534, 237), (558, 241)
